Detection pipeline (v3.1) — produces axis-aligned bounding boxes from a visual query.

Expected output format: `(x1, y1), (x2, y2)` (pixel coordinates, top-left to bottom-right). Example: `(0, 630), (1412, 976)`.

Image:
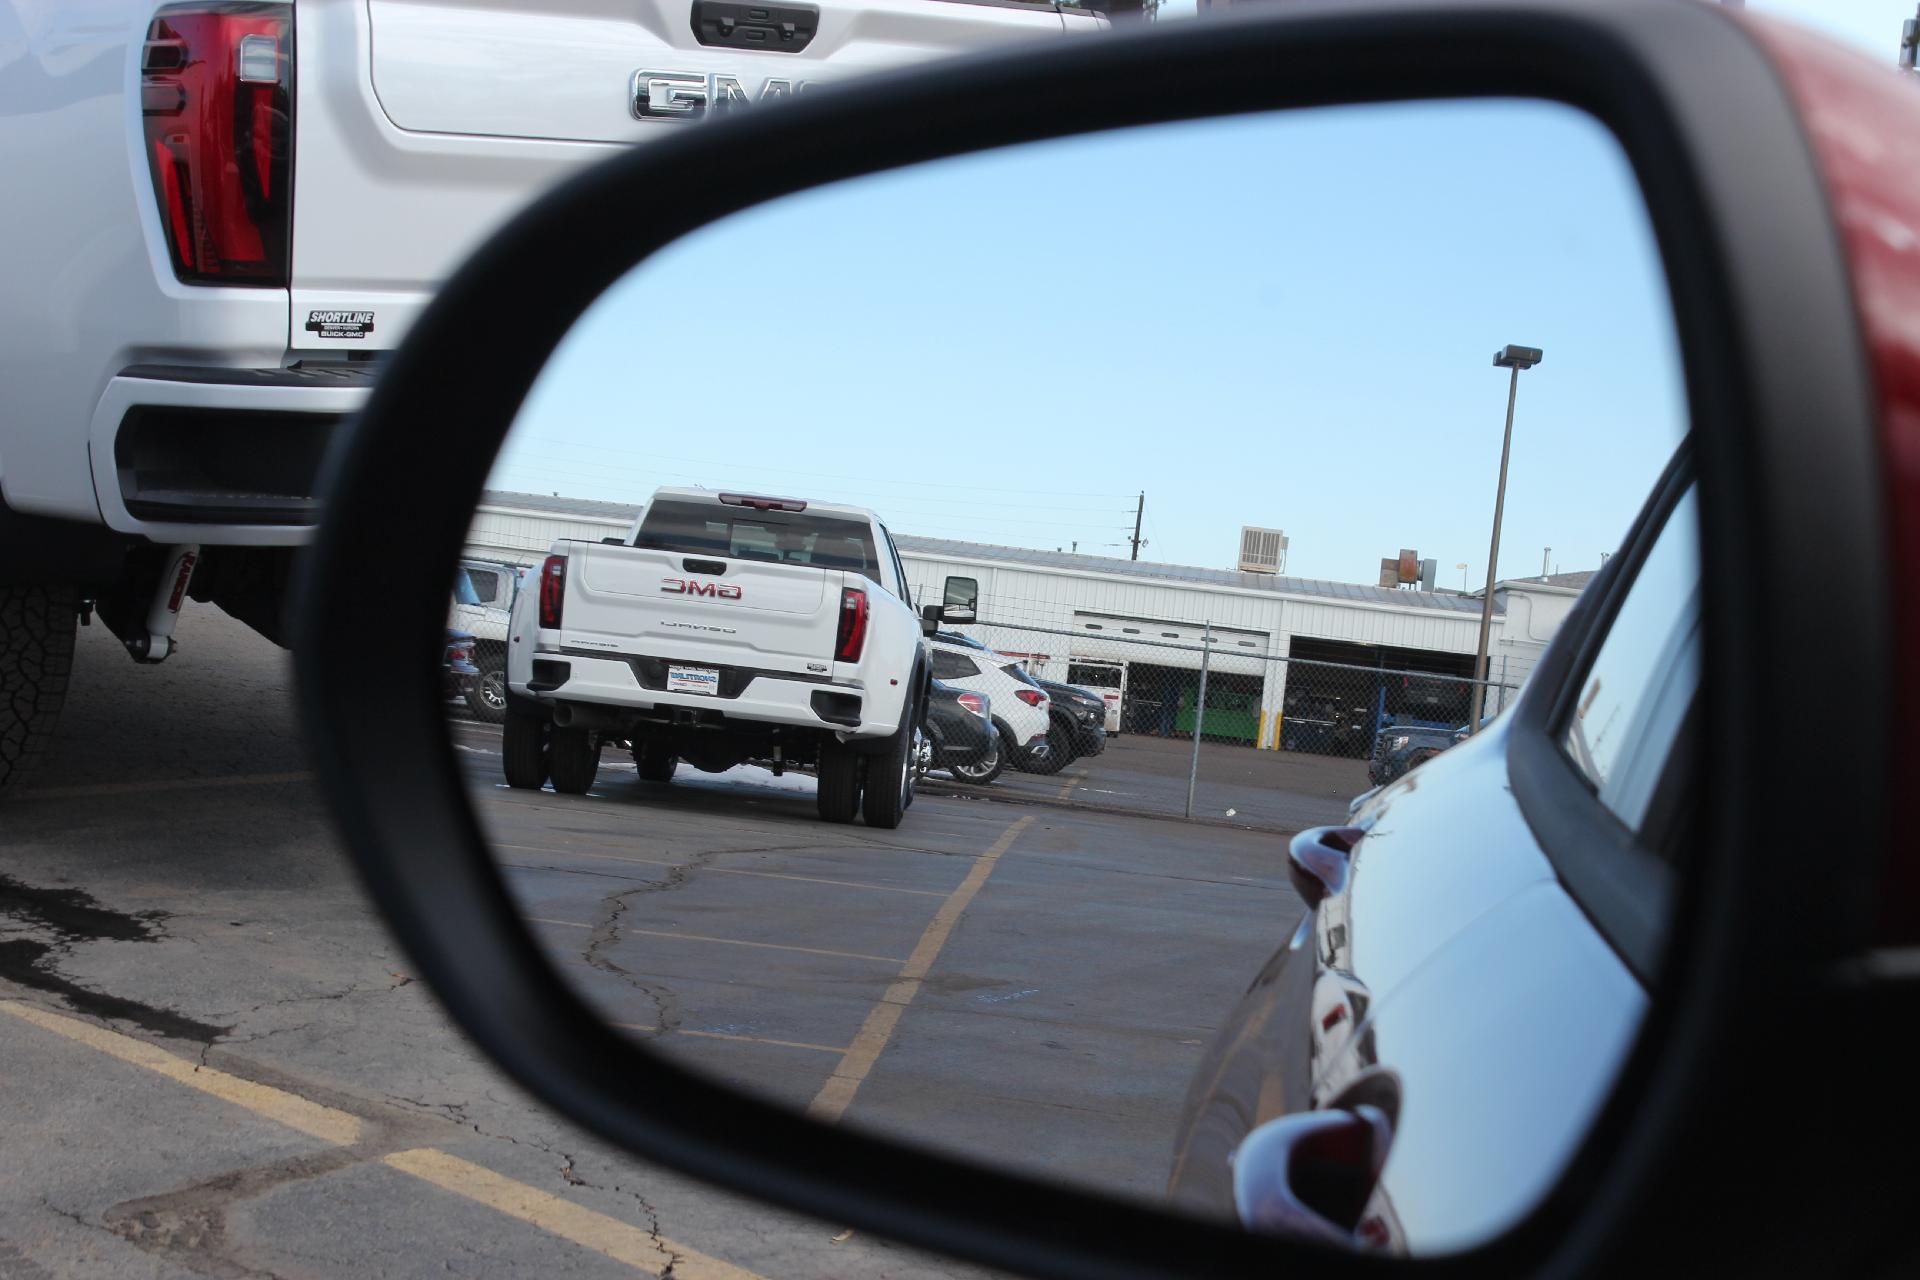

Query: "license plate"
(666, 665), (720, 696)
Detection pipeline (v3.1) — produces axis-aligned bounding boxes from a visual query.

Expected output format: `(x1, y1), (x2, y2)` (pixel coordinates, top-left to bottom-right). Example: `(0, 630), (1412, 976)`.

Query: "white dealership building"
(463, 491), (1590, 748)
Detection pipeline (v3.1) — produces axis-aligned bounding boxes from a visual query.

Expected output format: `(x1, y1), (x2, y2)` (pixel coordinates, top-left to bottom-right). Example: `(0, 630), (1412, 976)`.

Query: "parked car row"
(929, 630), (1108, 781)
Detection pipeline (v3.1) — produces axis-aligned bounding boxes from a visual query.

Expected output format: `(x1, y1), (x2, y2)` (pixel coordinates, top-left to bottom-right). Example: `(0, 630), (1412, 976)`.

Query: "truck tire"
(634, 743), (676, 783)
(0, 585), (78, 798)
(465, 653), (508, 724)
(816, 740), (861, 823)
(549, 727), (601, 794)
(861, 716), (917, 830)
(503, 706), (549, 789)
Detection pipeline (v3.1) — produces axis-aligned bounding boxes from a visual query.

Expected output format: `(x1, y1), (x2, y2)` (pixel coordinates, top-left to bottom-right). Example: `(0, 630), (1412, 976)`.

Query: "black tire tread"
(816, 742), (861, 823)
(634, 745), (676, 783)
(862, 719), (914, 831)
(549, 727), (601, 794)
(0, 586), (79, 797)
(502, 707), (549, 789)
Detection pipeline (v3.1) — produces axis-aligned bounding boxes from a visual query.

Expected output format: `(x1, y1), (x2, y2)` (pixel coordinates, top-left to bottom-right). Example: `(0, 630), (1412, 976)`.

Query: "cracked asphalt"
(2, 605), (1109, 1279)
(451, 707), (1314, 1207)
(1, 603), (1329, 1276)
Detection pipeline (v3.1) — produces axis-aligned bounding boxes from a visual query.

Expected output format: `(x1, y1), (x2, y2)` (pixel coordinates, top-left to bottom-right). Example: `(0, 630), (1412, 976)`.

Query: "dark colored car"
(925, 678), (995, 775)
(1281, 691), (1374, 757)
(442, 629), (480, 702)
(1367, 721), (1466, 786)
(1168, 458), (1701, 1253)
(1033, 675), (1107, 759)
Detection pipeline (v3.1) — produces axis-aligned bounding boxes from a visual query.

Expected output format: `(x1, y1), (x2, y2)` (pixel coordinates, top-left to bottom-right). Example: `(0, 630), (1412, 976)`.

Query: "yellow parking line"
(1054, 768), (1088, 802)
(0, 1000), (762, 1278)
(621, 928), (903, 965)
(0, 1000), (361, 1144)
(385, 1148), (758, 1280)
(24, 771), (313, 799)
(807, 816), (1032, 1123)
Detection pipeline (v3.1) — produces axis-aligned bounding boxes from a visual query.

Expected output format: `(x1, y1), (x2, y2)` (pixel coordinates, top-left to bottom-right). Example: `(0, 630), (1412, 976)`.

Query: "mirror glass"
(446, 100), (1693, 1256)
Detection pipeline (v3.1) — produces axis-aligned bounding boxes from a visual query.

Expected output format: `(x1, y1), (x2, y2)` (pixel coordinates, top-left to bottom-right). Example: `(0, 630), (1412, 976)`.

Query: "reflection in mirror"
(445, 101), (1692, 1255)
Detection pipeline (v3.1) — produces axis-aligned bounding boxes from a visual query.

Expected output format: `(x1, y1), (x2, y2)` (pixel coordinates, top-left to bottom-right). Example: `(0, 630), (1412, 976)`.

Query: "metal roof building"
(464, 490), (1586, 748)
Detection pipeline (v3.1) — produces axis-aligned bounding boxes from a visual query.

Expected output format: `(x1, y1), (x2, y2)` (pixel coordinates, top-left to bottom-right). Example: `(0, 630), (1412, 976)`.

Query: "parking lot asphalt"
(1, 604), (1327, 1277)
(1, 608), (1013, 1279)
(449, 717), (1313, 1204)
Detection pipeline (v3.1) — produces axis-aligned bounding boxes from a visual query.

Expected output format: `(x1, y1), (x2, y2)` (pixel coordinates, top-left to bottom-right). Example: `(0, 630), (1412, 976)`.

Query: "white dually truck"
(505, 488), (967, 828)
(0, 0), (1104, 795)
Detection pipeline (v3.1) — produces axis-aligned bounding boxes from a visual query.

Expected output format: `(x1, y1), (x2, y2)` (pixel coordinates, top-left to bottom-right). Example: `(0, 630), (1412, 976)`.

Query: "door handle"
(1231, 1104), (1394, 1246)
(1287, 824), (1364, 907)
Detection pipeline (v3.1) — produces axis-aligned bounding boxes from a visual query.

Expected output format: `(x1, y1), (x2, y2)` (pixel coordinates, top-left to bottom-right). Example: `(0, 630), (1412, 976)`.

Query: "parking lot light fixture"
(1469, 344), (1543, 733)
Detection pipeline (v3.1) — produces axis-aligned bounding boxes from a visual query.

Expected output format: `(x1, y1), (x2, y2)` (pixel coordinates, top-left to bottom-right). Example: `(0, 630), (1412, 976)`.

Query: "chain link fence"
(933, 614), (1521, 830)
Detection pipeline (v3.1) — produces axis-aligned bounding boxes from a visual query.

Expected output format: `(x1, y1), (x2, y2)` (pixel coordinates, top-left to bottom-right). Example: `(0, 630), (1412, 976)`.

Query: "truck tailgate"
(367, 0), (1071, 143)
(560, 543), (845, 671)
(289, 0), (1086, 355)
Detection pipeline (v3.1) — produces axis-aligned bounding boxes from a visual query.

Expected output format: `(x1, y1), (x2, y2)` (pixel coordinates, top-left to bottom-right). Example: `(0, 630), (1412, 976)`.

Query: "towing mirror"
(941, 576), (979, 624)
(295, 3), (1900, 1277)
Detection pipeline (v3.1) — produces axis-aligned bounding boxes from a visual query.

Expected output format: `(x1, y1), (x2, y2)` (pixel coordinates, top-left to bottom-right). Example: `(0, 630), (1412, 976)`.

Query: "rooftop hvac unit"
(1239, 526), (1288, 575)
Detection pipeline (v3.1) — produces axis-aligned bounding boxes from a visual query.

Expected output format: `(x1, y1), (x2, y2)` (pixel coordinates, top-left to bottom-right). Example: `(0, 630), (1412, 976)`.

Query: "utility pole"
(1469, 344), (1543, 734)
(1129, 492), (1146, 561)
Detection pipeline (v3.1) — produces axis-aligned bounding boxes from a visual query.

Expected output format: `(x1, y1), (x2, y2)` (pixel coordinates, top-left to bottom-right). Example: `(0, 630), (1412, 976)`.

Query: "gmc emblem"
(662, 578), (741, 599)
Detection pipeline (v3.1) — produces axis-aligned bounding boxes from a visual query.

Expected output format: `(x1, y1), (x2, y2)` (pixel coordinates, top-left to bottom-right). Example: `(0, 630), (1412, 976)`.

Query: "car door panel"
(1314, 880), (1645, 1254)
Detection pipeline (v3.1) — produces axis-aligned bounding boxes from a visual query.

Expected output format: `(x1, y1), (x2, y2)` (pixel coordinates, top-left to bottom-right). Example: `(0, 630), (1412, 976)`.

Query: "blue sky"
(491, 93), (1694, 587)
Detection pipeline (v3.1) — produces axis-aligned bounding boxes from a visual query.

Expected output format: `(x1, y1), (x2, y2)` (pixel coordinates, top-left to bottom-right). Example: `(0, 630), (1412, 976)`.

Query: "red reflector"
(538, 555), (566, 629)
(835, 588), (868, 663)
(1014, 688), (1046, 708)
(956, 692), (986, 717)
(141, 3), (293, 285)
(718, 492), (808, 512)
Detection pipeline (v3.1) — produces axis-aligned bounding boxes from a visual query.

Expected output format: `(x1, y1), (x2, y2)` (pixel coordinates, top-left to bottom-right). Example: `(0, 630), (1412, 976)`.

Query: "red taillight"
(1014, 688), (1047, 708)
(141, 3), (293, 285)
(835, 588), (868, 663)
(956, 692), (986, 718)
(538, 555), (566, 629)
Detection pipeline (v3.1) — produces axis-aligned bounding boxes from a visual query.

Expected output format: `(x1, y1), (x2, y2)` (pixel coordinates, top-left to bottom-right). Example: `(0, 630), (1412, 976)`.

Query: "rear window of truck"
(634, 500), (879, 576)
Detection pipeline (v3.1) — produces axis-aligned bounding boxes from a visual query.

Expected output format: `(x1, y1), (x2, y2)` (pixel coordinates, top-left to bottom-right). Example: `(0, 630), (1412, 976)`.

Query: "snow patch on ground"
(669, 761), (819, 795)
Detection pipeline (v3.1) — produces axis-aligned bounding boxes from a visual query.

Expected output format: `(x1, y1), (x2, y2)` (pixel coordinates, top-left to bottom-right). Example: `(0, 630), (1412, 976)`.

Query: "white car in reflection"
(927, 638), (1050, 782)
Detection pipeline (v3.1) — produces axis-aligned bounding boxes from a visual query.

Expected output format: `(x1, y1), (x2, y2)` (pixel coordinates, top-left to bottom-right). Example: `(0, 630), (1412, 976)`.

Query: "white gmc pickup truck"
(506, 488), (944, 828)
(0, 0), (1104, 795)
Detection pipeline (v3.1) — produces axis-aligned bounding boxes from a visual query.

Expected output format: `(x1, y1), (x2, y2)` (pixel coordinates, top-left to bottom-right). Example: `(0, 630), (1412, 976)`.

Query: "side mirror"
(294, 2), (1897, 1276)
(920, 604), (941, 637)
(942, 575), (978, 624)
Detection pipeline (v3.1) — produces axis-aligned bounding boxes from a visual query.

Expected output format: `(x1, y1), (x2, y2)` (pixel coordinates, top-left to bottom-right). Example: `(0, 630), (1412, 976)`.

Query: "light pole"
(1456, 561), (1468, 591)
(1468, 344), (1543, 734)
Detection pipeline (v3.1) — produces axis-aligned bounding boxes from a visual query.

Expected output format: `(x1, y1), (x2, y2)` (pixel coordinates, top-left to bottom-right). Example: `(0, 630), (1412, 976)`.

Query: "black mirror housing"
(294, 3), (1892, 1276)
